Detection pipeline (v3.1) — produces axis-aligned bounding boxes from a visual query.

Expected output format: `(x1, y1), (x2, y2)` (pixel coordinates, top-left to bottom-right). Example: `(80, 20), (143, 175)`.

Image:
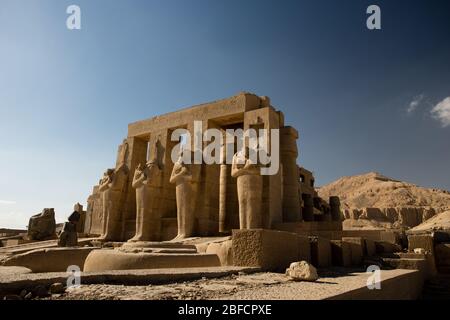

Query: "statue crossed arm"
(170, 161), (192, 184)
(231, 149), (263, 229)
(170, 155), (196, 241)
(132, 164), (149, 189)
(231, 150), (260, 178)
(99, 169), (114, 192)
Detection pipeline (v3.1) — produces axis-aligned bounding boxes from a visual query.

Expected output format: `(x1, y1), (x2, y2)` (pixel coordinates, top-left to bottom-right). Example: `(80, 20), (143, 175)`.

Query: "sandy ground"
(45, 269), (373, 300)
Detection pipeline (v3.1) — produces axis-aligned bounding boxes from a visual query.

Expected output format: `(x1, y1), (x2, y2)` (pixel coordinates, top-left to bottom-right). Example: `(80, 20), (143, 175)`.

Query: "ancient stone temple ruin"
(1, 93), (437, 300)
(83, 92), (342, 244)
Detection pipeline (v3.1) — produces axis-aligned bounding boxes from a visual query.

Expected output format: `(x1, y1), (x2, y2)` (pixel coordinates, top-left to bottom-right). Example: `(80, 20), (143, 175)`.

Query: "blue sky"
(1, 0), (449, 228)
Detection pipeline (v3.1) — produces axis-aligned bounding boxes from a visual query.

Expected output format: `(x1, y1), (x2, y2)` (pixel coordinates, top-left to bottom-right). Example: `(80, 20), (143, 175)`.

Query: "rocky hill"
(317, 172), (450, 229)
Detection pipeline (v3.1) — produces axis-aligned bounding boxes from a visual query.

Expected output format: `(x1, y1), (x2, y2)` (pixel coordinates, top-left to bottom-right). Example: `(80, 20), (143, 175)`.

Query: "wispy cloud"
(0, 200), (16, 205)
(431, 97), (450, 127)
(406, 94), (425, 114)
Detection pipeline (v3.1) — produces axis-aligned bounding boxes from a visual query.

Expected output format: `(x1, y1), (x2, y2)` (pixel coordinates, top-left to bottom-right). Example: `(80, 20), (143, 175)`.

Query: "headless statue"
(128, 160), (161, 242)
(98, 166), (127, 241)
(170, 155), (197, 240)
(231, 148), (263, 229)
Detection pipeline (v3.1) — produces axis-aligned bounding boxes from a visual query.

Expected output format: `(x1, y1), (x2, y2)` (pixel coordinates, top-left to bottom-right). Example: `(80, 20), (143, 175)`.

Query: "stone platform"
(0, 267), (424, 300)
(83, 248), (221, 272)
(0, 266), (260, 296)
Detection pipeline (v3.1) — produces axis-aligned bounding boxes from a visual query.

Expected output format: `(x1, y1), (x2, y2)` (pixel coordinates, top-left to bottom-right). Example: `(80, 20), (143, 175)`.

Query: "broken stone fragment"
(285, 261), (318, 282)
(50, 283), (66, 294)
(27, 208), (56, 241)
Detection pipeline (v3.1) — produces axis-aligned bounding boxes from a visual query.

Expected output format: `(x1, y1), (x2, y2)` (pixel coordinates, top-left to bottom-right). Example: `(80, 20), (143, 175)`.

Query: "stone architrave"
(231, 148), (263, 229)
(170, 154), (197, 240)
(128, 160), (161, 242)
(98, 166), (128, 241)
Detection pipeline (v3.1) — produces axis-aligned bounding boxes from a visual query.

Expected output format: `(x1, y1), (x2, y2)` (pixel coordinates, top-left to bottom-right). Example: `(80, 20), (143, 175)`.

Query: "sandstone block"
(83, 249), (221, 272)
(435, 244), (450, 272)
(342, 237), (364, 266)
(365, 239), (377, 257)
(309, 236), (331, 268)
(27, 208), (56, 241)
(330, 240), (352, 267)
(374, 241), (402, 254)
(232, 229), (299, 271)
(408, 235), (434, 254)
(2, 247), (97, 272)
(298, 235), (311, 263)
(380, 231), (400, 244)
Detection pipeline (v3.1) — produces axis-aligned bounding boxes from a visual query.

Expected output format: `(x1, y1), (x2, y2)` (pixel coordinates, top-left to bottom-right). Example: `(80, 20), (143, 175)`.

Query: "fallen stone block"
(83, 249), (221, 272)
(27, 208), (56, 241)
(1, 247), (97, 272)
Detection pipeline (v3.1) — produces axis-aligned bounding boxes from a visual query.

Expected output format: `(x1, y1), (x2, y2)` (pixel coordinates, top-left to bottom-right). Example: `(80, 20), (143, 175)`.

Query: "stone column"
(219, 163), (228, 233)
(280, 127), (301, 222)
(302, 194), (314, 222)
(330, 196), (342, 221)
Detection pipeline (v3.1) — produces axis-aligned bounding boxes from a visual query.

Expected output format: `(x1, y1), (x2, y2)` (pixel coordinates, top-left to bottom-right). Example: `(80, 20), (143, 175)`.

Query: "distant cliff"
(317, 172), (450, 229)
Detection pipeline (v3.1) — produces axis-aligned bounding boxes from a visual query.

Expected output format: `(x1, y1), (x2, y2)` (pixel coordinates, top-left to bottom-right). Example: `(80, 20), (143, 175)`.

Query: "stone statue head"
(68, 211), (81, 223)
(145, 159), (161, 177)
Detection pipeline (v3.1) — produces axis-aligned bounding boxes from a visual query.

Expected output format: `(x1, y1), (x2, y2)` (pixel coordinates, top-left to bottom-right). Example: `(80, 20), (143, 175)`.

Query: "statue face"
(146, 162), (159, 176)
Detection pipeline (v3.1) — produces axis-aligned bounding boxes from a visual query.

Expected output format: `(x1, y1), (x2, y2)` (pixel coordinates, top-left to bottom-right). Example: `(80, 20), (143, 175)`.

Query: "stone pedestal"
(232, 229), (309, 271)
(83, 248), (221, 272)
